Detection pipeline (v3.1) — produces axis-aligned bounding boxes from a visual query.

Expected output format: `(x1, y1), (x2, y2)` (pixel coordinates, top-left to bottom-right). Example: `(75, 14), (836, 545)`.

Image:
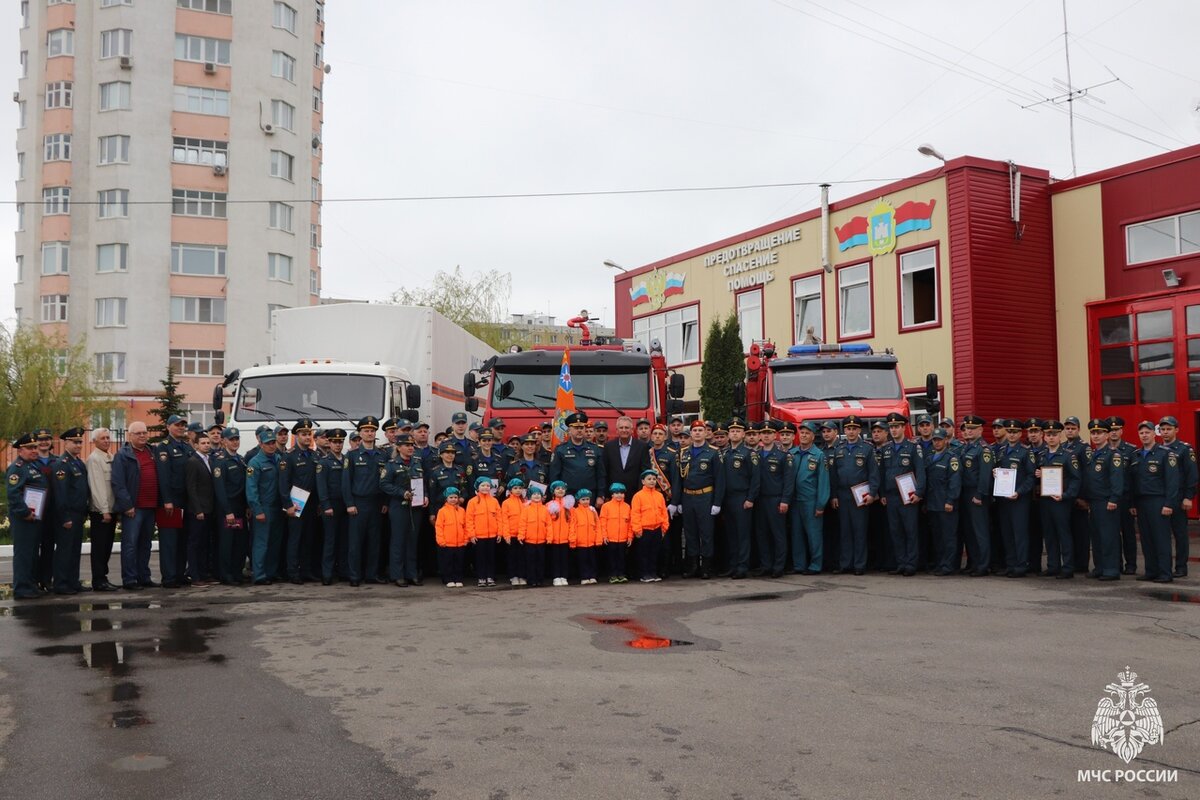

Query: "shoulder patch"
(315, 464), (322, 473)
(159, 452), (168, 461)
(9, 473), (19, 484)
(1168, 454), (1178, 467)
(1070, 457), (1079, 470)
(750, 452), (760, 464)
(1111, 454), (1122, 467)
(379, 466), (387, 479)
(245, 466), (254, 475)
(982, 450), (993, 463)
(343, 457), (349, 468)
(213, 467), (222, 478)
(950, 459), (959, 471)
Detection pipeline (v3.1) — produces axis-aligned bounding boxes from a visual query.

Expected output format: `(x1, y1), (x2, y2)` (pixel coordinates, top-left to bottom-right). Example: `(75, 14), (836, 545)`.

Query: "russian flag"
(629, 283), (650, 306)
(663, 272), (686, 298)
(895, 199), (936, 236)
(834, 216), (868, 251)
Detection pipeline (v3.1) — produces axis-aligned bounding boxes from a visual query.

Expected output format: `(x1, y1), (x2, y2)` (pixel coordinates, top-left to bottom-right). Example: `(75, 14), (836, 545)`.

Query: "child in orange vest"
(435, 487), (468, 588)
(600, 482), (633, 583)
(632, 469), (670, 583)
(546, 481), (571, 586)
(569, 489), (602, 585)
(518, 486), (551, 587)
(501, 478), (527, 586)
(466, 476), (502, 587)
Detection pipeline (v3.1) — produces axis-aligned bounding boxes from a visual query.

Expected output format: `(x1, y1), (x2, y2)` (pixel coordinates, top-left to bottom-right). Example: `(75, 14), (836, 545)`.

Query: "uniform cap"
(469, 421), (483, 432)
(961, 414), (984, 427)
(842, 415), (864, 429)
(915, 414), (932, 425)
(540, 421), (553, 430)
(871, 420), (887, 430)
(439, 441), (457, 453)
(357, 416), (379, 431)
(397, 419), (413, 430)
(749, 421), (766, 432)
(1137, 420), (1155, 431)
(1044, 420), (1064, 431)
(1025, 418), (1043, 432)
(1005, 419), (1025, 432)
(637, 418), (651, 427)
(727, 418), (746, 431)
(257, 429), (276, 444)
(669, 416), (684, 424)
(593, 420), (608, 430)
(396, 433), (415, 446)
(800, 421), (821, 435)
(33, 427), (54, 440)
(885, 412), (907, 425)
(1064, 416), (1081, 426)
(478, 429), (495, 441)
(940, 418), (954, 427)
(651, 423), (667, 433)
(1106, 416), (1125, 428)
(451, 412), (468, 424)
(274, 425), (287, 435)
(713, 421), (729, 434)
(221, 427), (241, 440)
(992, 419), (1005, 429)
(381, 418), (399, 432)
(187, 422), (205, 434)
(609, 482), (627, 494)
(690, 419), (707, 430)
(819, 420), (838, 431)
(566, 411), (589, 427)
(13, 432), (35, 447)
(167, 414), (187, 426)
(1158, 415), (1179, 427)
(326, 428), (346, 441)
(931, 429), (948, 440)
(489, 418), (506, 429)
(1087, 418), (1109, 432)
(313, 428), (327, 438)
(349, 431), (362, 442)
(522, 432), (540, 444)
(59, 427), (85, 440)
(291, 418), (315, 434)
(414, 421), (430, 430)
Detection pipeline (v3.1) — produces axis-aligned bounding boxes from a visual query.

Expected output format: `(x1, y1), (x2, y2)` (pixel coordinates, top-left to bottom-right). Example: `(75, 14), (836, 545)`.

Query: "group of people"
(4, 407), (1196, 600)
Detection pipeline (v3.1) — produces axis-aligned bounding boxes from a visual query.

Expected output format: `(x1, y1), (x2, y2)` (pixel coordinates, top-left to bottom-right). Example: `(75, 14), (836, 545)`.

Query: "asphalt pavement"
(1, 559), (1198, 799)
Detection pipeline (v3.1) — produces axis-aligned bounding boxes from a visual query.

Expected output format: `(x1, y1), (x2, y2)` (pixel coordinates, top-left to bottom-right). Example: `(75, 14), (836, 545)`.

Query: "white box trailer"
(215, 304), (497, 451)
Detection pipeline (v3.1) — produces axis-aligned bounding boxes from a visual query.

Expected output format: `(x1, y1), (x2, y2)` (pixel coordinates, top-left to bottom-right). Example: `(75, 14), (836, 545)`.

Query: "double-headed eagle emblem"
(1090, 667), (1164, 764)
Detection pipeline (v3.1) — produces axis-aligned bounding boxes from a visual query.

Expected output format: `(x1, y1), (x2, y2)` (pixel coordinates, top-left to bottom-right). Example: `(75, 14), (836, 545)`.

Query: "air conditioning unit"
(203, 62), (216, 74)
(262, 123), (275, 135)
(212, 164), (226, 176)
(119, 56), (132, 70)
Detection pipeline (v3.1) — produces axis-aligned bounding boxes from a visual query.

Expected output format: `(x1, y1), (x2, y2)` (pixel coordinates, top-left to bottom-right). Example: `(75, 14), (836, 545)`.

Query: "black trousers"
(88, 511), (117, 586)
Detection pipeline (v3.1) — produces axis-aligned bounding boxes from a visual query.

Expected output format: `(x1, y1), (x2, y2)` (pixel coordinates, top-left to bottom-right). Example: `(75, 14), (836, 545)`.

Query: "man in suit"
(185, 433), (218, 586)
(602, 416), (650, 500)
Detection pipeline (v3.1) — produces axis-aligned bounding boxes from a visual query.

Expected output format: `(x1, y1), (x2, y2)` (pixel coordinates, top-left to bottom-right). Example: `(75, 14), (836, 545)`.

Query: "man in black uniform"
(50, 428), (89, 594)
(672, 420), (724, 578)
(280, 418), (320, 583)
(1107, 417), (1138, 574)
(342, 416), (385, 586)
(719, 418), (759, 579)
(156, 414), (193, 587)
(1158, 415), (1197, 578)
(7, 433), (49, 599)
(829, 415), (877, 576)
(1131, 420), (1181, 583)
(957, 415), (994, 576)
(549, 412), (606, 502)
(212, 427), (249, 584)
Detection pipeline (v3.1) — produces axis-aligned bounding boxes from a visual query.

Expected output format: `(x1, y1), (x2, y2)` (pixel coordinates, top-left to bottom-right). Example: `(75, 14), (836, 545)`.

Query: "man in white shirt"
(86, 428), (118, 591)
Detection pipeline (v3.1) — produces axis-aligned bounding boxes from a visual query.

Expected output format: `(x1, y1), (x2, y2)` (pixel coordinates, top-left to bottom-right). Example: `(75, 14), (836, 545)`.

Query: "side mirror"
(462, 372), (476, 398)
(212, 383), (224, 411)
(214, 410), (225, 425)
(497, 380), (515, 401)
(465, 397), (480, 413)
(668, 373), (685, 399)
(925, 373), (941, 414)
(667, 398), (685, 414)
(401, 409), (419, 422)
(733, 382), (746, 408)
(406, 384), (422, 410)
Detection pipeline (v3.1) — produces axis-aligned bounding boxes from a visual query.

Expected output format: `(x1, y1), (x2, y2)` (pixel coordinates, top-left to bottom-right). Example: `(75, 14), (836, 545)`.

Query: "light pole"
(917, 143), (947, 162)
(603, 260), (629, 272)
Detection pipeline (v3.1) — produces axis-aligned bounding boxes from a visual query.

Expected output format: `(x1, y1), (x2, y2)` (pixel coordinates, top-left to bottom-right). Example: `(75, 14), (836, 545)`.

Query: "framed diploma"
(993, 467), (1017, 497)
(410, 477), (425, 505)
(1040, 465), (1064, 497)
(895, 472), (918, 504)
(851, 482), (872, 507)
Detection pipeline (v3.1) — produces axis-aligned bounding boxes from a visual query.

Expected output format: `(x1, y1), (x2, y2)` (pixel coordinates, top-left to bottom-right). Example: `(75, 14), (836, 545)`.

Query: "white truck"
(212, 304), (498, 453)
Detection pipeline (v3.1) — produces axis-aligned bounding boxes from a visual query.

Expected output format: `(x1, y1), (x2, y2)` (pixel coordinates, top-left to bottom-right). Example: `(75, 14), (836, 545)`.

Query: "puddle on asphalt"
(1143, 591), (1200, 604)
(110, 709), (151, 729)
(586, 616), (694, 649)
(731, 593), (782, 602)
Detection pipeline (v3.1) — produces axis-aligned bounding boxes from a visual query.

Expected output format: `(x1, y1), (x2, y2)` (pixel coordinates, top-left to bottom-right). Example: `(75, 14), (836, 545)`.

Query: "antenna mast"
(1062, 0), (1077, 177)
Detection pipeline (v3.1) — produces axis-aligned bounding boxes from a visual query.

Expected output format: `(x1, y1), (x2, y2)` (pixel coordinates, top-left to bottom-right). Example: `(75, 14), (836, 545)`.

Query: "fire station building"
(613, 143), (1200, 449)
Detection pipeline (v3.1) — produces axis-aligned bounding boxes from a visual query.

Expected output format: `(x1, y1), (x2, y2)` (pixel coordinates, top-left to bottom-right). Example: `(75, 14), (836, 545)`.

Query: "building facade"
(13, 0), (325, 429)
(488, 312), (616, 351)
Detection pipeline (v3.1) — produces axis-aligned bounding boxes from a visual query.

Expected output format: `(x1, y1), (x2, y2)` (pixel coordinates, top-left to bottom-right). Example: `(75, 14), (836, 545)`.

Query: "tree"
(698, 312), (744, 423)
(148, 365), (186, 440)
(389, 265), (511, 350)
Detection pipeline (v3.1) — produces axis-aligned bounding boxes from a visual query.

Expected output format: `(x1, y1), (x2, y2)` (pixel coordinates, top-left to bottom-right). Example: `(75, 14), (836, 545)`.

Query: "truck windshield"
(234, 374), (385, 422)
(771, 364), (901, 402)
(491, 368), (649, 410)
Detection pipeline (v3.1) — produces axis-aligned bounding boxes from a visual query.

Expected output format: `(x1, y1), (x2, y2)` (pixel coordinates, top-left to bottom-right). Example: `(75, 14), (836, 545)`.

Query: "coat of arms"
(1090, 667), (1164, 764)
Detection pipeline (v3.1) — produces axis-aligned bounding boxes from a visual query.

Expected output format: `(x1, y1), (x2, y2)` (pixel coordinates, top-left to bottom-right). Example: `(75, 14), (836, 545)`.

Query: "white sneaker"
(478, 579), (487, 587)
(486, 578), (496, 586)
(640, 577), (654, 583)
(517, 578), (527, 586)
(453, 582), (464, 588)
(557, 577), (568, 586)
(510, 577), (520, 586)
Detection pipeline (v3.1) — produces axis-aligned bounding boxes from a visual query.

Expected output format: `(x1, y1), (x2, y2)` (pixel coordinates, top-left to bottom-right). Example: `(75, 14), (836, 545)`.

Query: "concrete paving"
(1, 564), (1197, 799)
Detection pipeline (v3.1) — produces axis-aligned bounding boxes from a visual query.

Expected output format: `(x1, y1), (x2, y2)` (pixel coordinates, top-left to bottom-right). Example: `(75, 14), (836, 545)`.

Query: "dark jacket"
(111, 443), (160, 514)
(185, 453), (216, 517)
(601, 438), (650, 498)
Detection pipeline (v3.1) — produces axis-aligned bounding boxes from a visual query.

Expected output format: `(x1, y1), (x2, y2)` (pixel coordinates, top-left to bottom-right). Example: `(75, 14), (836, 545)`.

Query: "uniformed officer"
(869, 420), (893, 571)
(754, 420), (794, 578)
(279, 418), (320, 583)
(1157, 415), (1197, 578)
(1130, 420), (1181, 583)
(469, 430), (509, 499)
(1107, 416), (1138, 574)
(342, 416), (386, 586)
(381, 432), (428, 587)
(957, 415), (994, 576)
(7, 433), (49, 599)
(1037, 420), (1081, 578)
(995, 419), (1037, 577)
(447, 411), (476, 468)
(212, 427), (249, 585)
(648, 423), (680, 579)
(1062, 415), (1092, 574)
(315, 428), (349, 584)
(489, 418), (514, 462)
(879, 412), (926, 576)
(1025, 418), (1047, 575)
(156, 413), (193, 587)
(1080, 418), (1123, 580)
(671, 419), (725, 578)
(830, 415), (878, 576)
(549, 411), (606, 500)
(246, 427), (283, 585)
(506, 433), (549, 487)
(924, 428), (961, 576)
(818, 420), (841, 571)
(719, 418), (759, 579)
(50, 427), (89, 594)
(988, 418), (1009, 572)
(791, 421), (829, 575)
(428, 440), (468, 526)
(32, 427), (57, 590)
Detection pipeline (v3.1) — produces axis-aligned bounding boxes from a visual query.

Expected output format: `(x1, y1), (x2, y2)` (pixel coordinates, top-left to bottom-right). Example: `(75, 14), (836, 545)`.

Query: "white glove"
(667, 504), (678, 517)
(710, 505), (721, 516)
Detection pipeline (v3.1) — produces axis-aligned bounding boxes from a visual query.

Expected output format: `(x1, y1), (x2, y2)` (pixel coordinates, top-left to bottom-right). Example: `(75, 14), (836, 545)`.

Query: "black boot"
(699, 557), (711, 579)
(683, 557), (699, 578)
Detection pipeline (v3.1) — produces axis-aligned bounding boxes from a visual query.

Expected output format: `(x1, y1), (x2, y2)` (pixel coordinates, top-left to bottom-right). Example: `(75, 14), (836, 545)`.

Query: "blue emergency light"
(787, 343), (873, 356)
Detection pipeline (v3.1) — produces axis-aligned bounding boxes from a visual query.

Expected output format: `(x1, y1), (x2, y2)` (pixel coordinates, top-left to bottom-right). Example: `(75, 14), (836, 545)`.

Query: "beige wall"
(1051, 184), (1107, 417)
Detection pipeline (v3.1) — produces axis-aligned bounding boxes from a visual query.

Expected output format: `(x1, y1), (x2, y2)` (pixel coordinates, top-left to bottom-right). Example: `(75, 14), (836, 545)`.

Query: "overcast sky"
(3, 0), (1199, 331)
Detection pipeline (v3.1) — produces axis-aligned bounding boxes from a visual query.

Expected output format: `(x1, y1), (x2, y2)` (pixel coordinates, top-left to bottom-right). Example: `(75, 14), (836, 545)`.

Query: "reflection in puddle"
(110, 709), (151, 729)
(1144, 591), (1200, 604)
(586, 616), (694, 649)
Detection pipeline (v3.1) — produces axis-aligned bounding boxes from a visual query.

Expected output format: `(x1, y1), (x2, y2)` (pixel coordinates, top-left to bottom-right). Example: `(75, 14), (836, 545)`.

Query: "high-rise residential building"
(13, 0), (326, 430)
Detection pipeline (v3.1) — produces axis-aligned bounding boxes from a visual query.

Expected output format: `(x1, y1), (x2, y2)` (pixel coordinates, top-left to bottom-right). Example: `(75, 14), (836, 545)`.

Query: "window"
(171, 243), (226, 275)
(838, 262), (872, 339)
(171, 189), (227, 218)
(20, 1), (28, 28)
(310, 269), (319, 295)
(41, 294), (69, 323)
(100, 29), (133, 59)
(98, 189), (129, 218)
(314, 43), (322, 66)
(90, 407), (126, 433)
(268, 253), (293, 282)
(1097, 308), (1176, 405)
(47, 0), (75, 4)
(310, 223), (319, 248)
(792, 275), (823, 345)
(170, 349), (224, 377)
(97, 243), (128, 273)
(95, 297), (127, 328)
(273, 2), (297, 33)
(631, 304), (699, 366)
(899, 246), (938, 329)
(269, 202), (294, 232)
(170, 296), (226, 324)
(17, 101), (26, 128)
(271, 99), (295, 131)
(95, 352), (126, 382)
(47, 29), (74, 57)
(43, 187), (70, 215)
(272, 50), (295, 82)
(1126, 210), (1200, 265)
(181, 403), (216, 429)
(269, 150), (294, 181)
(45, 81), (73, 109)
(101, 0), (133, 6)
(16, 153), (24, 181)
(174, 34), (231, 65)
(171, 137), (228, 167)
(20, 50), (27, 79)
(315, 2), (323, 24)
(736, 289), (763, 353)
(311, 178), (320, 202)
(98, 134), (130, 164)
(174, 85), (230, 116)
(41, 242), (69, 275)
(267, 304), (289, 330)
(177, 0), (231, 13)
(99, 81), (131, 111)
(44, 133), (71, 162)
(312, 87), (321, 111)
(16, 255), (23, 282)
(16, 203), (25, 231)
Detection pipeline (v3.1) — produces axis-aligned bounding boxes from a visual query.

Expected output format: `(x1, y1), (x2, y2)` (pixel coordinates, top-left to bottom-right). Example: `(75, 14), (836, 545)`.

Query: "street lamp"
(917, 143), (947, 162)
(603, 259), (629, 272)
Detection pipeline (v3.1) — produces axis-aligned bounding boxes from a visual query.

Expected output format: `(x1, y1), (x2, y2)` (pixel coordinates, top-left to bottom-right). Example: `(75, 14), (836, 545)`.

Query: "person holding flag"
(548, 347), (606, 506)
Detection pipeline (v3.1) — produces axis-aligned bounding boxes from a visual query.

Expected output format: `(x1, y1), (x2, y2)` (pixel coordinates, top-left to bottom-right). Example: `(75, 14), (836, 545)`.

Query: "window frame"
(100, 28), (133, 60)
(95, 297), (128, 328)
(43, 186), (71, 216)
(41, 241), (70, 275)
(1124, 208), (1200, 267)
(269, 149), (294, 181)
(267, 252), (294, 283)
(96, 243), (129, 273)
(177, 0), (232, 14)
(271, 99), (295, 131)
(97, 134), (131, 165)
(790, 269), (825, 346)
(97, 188), (130, 219)
(43, 133), (72, 162)
(41, 294), (69, 323)
(47, 29), (75, 58)
(170, 295), (227, 325)
(734, 286), (765, 355)
(45, 81), (73, 109)
(171, 189), (227, 219)
(271, 50), (296, 82)
(99, 81), (132, 111)
(95, 352), (127, 383)
(174, 85), (231, 117)
(273, 1), (298, 34)
(171, 137), (228, 167)
(171, 243), (227, 276)
(170, 349), (225, 377)
(836, 259), (873, 342)
(631, 301), (701, 368)
(174, 33), (231, 66)
(896, 242), (942, 332)
(269, 201), (294, 233)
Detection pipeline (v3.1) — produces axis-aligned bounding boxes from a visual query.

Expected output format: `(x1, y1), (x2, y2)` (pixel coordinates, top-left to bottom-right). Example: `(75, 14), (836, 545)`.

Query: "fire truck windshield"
(491, 368), (649, 411)
(235, 374), (384, 422)
(771, 363), (901, 403)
